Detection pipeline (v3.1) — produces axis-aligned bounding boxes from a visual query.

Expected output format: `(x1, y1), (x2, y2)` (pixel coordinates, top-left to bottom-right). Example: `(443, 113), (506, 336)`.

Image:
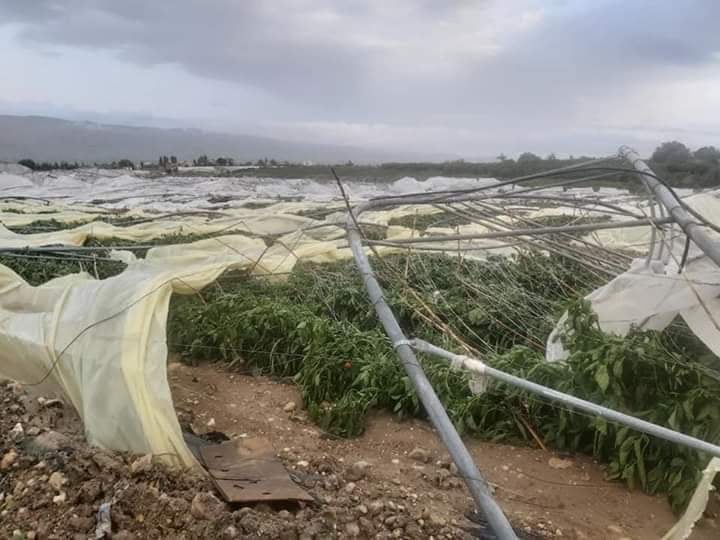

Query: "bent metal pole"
(619, 146), (720, 268)
(411, 338), (720, 459)
(345, 201), (518, 540)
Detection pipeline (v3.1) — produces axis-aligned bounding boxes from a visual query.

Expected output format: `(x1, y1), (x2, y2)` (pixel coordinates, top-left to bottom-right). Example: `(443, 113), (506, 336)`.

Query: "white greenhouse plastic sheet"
(0, 238), (272, 468)
(0, 230), (368, 468)
(0, 227), (409, 468)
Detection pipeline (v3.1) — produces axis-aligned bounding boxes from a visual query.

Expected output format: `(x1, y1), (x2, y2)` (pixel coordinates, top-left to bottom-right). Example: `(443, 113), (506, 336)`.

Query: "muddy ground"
(1, 360), (718, 539)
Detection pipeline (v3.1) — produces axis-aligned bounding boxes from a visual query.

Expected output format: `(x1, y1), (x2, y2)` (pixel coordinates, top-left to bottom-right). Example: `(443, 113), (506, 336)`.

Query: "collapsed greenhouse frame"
(344, 147), (720, 539)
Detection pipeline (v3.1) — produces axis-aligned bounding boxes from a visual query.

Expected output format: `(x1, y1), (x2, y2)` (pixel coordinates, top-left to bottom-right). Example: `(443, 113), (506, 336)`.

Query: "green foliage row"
(1, 217), (717, 511)
(167, 254), (720, 511)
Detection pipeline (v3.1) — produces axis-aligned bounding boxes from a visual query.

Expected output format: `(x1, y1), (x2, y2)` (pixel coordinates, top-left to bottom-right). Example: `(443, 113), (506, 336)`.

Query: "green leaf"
(594, 364), (610, 393)
(634, 438), (647, 489)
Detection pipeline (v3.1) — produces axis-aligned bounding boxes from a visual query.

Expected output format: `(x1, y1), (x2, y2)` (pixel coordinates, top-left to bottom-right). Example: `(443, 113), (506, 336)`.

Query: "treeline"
(380, 152), (596, 180)
(18, 159), (81, 171)
(378, 142), (720, 188)
(18, 158), (135, 171)
(648, 141), (720, 188)
(14, 141), (720, 188)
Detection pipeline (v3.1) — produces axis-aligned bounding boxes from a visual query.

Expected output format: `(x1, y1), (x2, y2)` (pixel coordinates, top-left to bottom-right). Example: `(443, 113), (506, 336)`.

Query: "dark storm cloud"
(0, 0), (719, 153)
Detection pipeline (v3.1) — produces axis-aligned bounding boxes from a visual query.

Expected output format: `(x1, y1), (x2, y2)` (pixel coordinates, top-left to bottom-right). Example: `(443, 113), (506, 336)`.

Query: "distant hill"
(0, 115), (443, 164)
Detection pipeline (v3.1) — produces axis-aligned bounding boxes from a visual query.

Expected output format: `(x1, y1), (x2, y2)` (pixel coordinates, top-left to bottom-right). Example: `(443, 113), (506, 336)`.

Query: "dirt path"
(2, 361), (717, 539)
(170, 361), (719, 540)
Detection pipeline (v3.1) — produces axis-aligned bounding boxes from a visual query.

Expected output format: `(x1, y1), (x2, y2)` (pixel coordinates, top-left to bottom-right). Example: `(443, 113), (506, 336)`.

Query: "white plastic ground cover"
(0, 169), (641, 214)
(0, 213), (319, 248)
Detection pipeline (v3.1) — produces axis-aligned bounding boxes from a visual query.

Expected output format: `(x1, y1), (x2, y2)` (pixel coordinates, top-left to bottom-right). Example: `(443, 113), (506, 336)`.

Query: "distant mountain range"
(0, 115), (447, 164)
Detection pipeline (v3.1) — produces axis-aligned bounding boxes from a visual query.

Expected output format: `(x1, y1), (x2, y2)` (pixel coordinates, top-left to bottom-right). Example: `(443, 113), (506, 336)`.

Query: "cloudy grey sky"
(1, 0), (718, 158)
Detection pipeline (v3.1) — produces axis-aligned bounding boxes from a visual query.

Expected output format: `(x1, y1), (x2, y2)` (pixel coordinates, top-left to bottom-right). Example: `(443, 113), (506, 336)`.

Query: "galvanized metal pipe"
(346, 202), (518, 539)
(411, 338), (720, 458)
(619, 146), (720, 268)
(365, 216), (674, 247)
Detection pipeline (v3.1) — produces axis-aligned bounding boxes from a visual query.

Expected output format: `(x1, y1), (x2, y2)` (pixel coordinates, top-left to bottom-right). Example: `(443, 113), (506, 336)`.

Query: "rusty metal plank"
(198, 437), (313, 504)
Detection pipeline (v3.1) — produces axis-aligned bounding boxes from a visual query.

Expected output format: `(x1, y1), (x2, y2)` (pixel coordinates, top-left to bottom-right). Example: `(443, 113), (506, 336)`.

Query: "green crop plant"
(167, 253), (720, 512)
(2, 217), (718, 511)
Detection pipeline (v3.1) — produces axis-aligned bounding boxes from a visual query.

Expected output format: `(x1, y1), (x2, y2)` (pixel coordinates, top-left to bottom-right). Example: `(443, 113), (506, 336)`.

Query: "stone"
(25, 431), (73, 455)
(26, 427), (40, 437)
(346, 460), (371, 481)
(368, 500), (384, 515)
(283, 401), (296, 412)
(223, 525), (240, 539)
(79, 479), (103, 503)
(69, 515), (94, 532)
(191, 491), (225, 521)
(607, 525), (624, 534)
(114, 532), (136, 540)
(130, 454), (154, 475)
(92, 451), (123, 472)
(52, 491), (67, 504)
(48, 471), (68, 491)
(409, 447), (431, 463)
(10, 422), (24, 439)
(427, 512), (447, 527)
(1, 449), (18, 470)
(344, 482), (356, 493)
(548, 457), (573, 470)
(345, 522), (361, 537)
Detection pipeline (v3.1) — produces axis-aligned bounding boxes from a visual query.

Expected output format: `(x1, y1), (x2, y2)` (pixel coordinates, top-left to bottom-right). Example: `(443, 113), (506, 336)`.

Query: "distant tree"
(496, 154), (508, 162)
(117, 159), (134, 169)
(517, 152), (541, 163)
(694, 146), (720, 162)
(18, 159), (37, 170)
(546, 153), (557, 161)
(197, 155), (210, 166)
(227, 158), (234, 166)
(170, 156), (177, 164)
(269, 159), (278, 166)
(652, 141), (692, 163)
(346, 160), (354, 166)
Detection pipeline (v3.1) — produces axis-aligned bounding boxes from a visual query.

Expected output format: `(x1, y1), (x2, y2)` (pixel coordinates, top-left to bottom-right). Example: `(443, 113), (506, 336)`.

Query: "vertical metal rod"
(619, 146), (720, 268)
(411, 338), (720, 458)
(345, 207), (518, 539)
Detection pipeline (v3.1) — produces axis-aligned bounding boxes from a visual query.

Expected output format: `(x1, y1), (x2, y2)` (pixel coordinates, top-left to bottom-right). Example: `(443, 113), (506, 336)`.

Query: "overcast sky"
(1, 0), (718, 158)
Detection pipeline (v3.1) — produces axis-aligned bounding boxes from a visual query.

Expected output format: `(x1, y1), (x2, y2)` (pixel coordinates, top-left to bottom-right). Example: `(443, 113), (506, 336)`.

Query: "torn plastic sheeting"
(545, 254), (720, 537)
(662, 457), (720, 540)
(0, 223), (372, 467)
(0, 233), (327, 468)
(0, 213), (319, 249)
(546, 256), (720, 362)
